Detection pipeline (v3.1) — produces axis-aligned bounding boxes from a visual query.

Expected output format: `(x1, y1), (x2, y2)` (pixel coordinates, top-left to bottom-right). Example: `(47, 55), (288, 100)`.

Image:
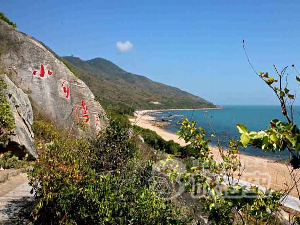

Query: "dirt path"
(0, 173), (34, 224)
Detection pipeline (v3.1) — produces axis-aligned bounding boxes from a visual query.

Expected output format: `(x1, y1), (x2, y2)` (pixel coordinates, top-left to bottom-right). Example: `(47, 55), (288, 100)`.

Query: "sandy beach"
(130, 110), (300, 197)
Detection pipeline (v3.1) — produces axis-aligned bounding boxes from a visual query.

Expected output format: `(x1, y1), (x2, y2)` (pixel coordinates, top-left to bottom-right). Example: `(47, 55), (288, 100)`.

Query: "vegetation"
(102, 100), (135, 116)
(61, 58), (78, 77)
(28, 118), (192, 224)
(0, 151), (30, 169)
(63, 56), (217, 111)
(104, 107), (136, 131)
(26, 67), (299, 224)
(0, 77), (15, 146)
(0, 11), (16, 28)
(174, 118), (283, 224)
(133, 125), (180, 153)
(5, 37), (298, 223)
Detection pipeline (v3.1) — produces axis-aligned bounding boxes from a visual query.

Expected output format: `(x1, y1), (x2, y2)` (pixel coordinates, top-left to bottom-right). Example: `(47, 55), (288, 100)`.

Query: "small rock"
(137, 135), (144, 143)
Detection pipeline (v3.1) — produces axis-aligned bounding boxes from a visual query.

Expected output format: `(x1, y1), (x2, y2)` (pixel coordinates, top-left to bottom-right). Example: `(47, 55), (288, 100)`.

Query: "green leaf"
(269, 133), (278, 143)
(253, 131), (265, 139)
(286, 135), (297, 147)
(280, 91), (285, 98)
(241, 133), (250, 148)
(249, 131), (257, 138)
(209, 203), (215, 210)
(268, 77), (275, 84)
(262, 136), (269, 149)
(284, 88), (290, 94)
(272, 119), (280, 126)
(236, 124), (248, 134)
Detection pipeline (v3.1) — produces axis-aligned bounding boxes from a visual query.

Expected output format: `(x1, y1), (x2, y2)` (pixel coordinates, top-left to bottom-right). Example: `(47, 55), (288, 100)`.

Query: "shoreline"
(135, 107), (222, 115)
(130, 110), (300, 197)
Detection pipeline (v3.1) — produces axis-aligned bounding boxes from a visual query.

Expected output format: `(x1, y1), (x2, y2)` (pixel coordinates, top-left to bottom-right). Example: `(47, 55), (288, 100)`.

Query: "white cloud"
(116, 41), (133, 52)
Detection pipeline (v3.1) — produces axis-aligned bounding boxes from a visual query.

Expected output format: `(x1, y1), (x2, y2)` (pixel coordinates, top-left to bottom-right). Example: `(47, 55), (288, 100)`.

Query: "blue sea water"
(152, 105), (300, 160)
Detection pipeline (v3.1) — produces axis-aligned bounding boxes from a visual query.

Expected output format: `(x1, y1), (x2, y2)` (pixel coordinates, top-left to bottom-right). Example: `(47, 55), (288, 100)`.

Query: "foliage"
(0, 151), (30, 169)
(176, 118), (282, 224)
(89, 119), (137, 173)
(0, 77), (15, 145)
(0, 11), (16, 28)
(32, 120), (60, 143)
(237, 121), (300, 153)
(99, 97), (136, 116)
(241, 44), (300, 172)
(28, 119), (191, 224)
(235, 69), (300, 170)
(61, 58), (78, 77)
(133, 125), (185, 155)
(105, 109), (132, 128)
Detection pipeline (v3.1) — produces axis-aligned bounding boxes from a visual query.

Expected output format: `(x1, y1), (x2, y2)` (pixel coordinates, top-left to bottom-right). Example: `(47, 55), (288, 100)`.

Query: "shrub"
(32, 120), (60, 143)
(28, 119), (191, 224)
(0, 151), (29, 169)
(105, 109), (132, 128)
(0, 77), (15, 146)
(133, 125), (185, 155)
(0, 11), (16, 28)
(176, 118), (282, 224)
(89, 119), (137, 173)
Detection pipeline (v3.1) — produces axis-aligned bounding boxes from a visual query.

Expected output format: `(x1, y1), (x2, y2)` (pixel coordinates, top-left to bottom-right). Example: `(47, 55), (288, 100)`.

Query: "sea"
(151, 105), (300, 160)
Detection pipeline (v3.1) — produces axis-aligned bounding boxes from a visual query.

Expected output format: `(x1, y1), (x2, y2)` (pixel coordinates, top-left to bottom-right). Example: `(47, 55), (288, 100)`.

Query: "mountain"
(62, 56), (217, 112)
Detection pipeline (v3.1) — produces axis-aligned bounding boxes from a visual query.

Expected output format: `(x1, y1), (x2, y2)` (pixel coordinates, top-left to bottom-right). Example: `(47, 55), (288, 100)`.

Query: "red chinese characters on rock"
(80, 101), (90, 123)
(75, 100), (90, 124)
(58, 79), (70, 100)
(33, 64), (53, 77)
(61, 81), (70, 99)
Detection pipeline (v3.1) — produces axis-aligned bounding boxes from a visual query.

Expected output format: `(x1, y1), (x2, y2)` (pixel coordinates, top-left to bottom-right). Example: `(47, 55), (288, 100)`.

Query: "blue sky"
(1, 0), (300, 105)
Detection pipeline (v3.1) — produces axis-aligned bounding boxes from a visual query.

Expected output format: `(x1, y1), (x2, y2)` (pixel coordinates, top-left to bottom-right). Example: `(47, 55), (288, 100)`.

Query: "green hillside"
(63, 56), (217, 112)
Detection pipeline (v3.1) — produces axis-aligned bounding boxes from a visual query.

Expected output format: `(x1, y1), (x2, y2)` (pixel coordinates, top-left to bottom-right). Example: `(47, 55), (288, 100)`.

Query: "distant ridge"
(63, 56), (217, 112)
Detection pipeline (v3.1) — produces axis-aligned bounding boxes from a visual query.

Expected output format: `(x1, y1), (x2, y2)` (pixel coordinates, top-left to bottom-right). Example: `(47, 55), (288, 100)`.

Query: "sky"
(1, 0), (300, 106)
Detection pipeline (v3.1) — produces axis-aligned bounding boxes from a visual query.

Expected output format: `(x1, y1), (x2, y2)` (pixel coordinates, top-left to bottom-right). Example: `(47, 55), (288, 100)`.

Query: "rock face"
(0, 20), (107, 139)
(1, 75), (37, 159)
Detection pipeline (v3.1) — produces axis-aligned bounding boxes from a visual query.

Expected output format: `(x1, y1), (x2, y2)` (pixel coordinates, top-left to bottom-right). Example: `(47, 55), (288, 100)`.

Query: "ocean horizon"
(151, 105), (300, 160)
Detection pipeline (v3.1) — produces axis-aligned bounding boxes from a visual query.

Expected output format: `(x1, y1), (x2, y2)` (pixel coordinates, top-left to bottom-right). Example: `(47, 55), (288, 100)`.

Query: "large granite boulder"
(0, 20), (107, 138)
(1, 75), (37, 159)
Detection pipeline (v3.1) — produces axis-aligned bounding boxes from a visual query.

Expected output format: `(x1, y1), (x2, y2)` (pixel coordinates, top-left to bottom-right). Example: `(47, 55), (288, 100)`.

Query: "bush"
(133, 125), (184, 155)
(0, 11), (16, 28)
(105, 109), (131, 128)
(28, 119), (191, 224)
(0, 151), (29, 169)
(176, 118), (282, 224)
(0, 77), (15, 145)
(89, 119), (137, 173)
(32, 120), (60, 143)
